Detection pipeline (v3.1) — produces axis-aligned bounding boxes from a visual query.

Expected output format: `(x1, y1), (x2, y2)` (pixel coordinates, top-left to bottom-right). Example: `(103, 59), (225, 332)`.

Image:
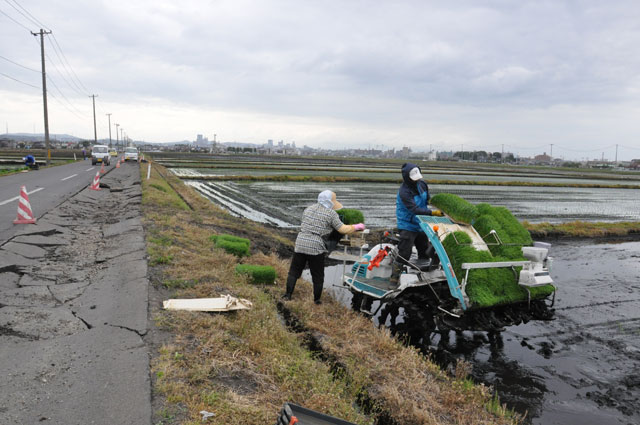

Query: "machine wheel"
(350, 291), (364, 312)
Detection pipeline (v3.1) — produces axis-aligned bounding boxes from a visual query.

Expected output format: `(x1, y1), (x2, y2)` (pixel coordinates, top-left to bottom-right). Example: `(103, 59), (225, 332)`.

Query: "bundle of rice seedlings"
(430, 193), (477, 224)
(235, 264), (277, 284)
(435, 195), (554, 308)
(209, 234), (250, 257)
(337, 208), (365, 225)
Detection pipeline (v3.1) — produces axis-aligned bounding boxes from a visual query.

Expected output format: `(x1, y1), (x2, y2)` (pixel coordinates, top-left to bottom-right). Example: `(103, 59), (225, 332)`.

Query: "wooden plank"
(163, 295), (252, 312)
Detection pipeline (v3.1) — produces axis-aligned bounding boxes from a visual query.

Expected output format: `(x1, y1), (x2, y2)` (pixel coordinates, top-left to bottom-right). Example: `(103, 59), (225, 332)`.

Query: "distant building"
(534, 152), (552, 165)
(194, 134), (210, 149)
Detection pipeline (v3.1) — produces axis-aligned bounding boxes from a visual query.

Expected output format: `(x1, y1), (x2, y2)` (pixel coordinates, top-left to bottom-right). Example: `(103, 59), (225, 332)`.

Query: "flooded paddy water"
(165, 159), (640, 424)
(184, 180), (640, 226)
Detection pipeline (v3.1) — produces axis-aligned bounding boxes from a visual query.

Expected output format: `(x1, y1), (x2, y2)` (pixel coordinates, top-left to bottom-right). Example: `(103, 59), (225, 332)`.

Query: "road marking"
(61, 173), (78, 181)
(0, 187), (44, 206)
(86, 168), (94, 172)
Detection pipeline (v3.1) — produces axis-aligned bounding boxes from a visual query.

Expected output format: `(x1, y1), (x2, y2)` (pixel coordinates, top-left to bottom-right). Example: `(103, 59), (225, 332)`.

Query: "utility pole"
(550, 144), (553, 158)
(32, 29), (52, 166)
(120, 128), (124, 148)
(615, 144), (618, 163)
(90, 95), (98, 144)
(106, 113), (112, 147)
(115, 123), (120, 151)
(501, 144), (504, 164)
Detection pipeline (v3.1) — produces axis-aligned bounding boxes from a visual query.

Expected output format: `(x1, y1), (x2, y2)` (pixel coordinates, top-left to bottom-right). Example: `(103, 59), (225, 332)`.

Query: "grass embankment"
(524, 220), (640, 238)
(142, 163), (520, 425)
(0, 166), (27, 176)
(177, 173), (640, 189)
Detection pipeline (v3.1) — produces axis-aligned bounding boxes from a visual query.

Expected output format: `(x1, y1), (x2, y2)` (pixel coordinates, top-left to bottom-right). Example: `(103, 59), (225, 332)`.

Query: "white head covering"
(318, 190), (343, 210)
(409, 167), (423, 181)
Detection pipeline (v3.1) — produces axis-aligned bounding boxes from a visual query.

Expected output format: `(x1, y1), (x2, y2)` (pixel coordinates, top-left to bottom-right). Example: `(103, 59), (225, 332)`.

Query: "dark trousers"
(397, 229), (430, 265)
(285, 252), (325, 301)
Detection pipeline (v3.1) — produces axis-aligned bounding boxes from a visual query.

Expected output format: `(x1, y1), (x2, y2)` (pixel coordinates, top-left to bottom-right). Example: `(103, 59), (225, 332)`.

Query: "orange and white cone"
(90, 171), (101, 191)
(116, 160), (120, 168)
(100, 162), (105, 174)
(13, 185), (37, 224)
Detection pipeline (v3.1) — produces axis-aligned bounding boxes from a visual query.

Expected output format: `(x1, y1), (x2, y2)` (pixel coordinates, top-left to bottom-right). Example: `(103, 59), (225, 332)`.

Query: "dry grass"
(142, 162), (520, 425)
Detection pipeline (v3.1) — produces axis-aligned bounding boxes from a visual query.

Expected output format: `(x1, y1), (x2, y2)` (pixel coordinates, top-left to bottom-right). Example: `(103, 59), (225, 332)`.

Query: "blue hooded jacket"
(396, 163), (432, 232)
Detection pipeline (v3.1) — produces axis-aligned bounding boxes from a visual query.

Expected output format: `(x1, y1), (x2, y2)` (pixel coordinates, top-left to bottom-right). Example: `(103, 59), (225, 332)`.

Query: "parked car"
(91, 145), (111, 165)
(124, 147), (139, 162)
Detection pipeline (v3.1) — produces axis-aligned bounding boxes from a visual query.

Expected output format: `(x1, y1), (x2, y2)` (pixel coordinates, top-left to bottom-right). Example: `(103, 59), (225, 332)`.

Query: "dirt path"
(0, 163), (151, 425)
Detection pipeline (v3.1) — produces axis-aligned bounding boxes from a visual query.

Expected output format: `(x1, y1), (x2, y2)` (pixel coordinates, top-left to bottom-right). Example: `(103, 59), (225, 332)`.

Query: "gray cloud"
(2, 0), (640, 159)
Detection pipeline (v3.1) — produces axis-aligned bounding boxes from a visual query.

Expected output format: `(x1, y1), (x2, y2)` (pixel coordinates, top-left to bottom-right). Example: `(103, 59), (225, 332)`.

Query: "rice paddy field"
(150, 153), (640, 425)
(155, 154), (640, 227)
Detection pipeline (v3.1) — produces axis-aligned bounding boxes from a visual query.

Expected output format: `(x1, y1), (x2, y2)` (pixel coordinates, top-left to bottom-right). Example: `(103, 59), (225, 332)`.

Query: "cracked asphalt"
(0, 163), (151, 425)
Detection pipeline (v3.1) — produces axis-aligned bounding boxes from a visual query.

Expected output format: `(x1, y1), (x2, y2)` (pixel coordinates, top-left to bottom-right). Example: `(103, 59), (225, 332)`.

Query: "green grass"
(0, 166), (27, 176)
(149, 234), (173, 246)
(524, 220), (640, 237)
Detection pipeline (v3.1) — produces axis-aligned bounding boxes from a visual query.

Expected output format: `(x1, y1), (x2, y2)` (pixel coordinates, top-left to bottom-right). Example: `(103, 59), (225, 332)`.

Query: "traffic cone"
(90, 171), (101, 191)
(100, 162), (105, 174)
(116, 160), (120, 168)
(13, 186), (37, 224)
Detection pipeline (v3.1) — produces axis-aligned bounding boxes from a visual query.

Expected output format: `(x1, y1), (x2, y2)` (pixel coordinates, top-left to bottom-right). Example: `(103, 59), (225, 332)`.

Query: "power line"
(0, 6), (32, 31)
(505, 143), (548, 151)
(46, 75), (87, 117)
(8, 0), (48, 29)
(0, 54), (40, 72)
(554, 144), (616, 153)
(0, 70), (39, 88)
(619, 144), (640, 151)
(5, 0), (91, 98)
(47, 90), (87, 122)
(43, 48), (87, 98)
(47, 36), (87, 95)
(2, 0), (39, 28)
(50, 34), (89, 94)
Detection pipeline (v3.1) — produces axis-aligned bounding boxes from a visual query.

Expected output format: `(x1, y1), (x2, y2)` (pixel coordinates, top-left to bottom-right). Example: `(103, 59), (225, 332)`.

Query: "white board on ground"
(163, 295), (252, 312)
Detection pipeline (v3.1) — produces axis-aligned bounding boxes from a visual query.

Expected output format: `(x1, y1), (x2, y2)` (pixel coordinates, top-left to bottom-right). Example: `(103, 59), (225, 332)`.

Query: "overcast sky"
(2, 0), (640, 160)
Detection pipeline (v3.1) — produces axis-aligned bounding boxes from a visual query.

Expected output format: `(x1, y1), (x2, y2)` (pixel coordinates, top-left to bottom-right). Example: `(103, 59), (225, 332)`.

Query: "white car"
(124, 147), (139, 162)
(91, 145), (111, 166)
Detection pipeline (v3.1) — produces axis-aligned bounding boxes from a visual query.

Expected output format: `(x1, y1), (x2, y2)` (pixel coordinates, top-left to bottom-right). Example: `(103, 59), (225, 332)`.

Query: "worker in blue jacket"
(390, 163), (442, 284)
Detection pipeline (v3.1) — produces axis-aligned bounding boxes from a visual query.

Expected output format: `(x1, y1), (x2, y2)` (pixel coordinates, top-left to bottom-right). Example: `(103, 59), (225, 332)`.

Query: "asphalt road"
(0, 162), (151, 424)
(0, 159), (109, 244)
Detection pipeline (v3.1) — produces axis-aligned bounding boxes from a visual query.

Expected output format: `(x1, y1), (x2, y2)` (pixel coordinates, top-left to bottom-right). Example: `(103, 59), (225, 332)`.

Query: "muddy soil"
(305, 239), (640, 425)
